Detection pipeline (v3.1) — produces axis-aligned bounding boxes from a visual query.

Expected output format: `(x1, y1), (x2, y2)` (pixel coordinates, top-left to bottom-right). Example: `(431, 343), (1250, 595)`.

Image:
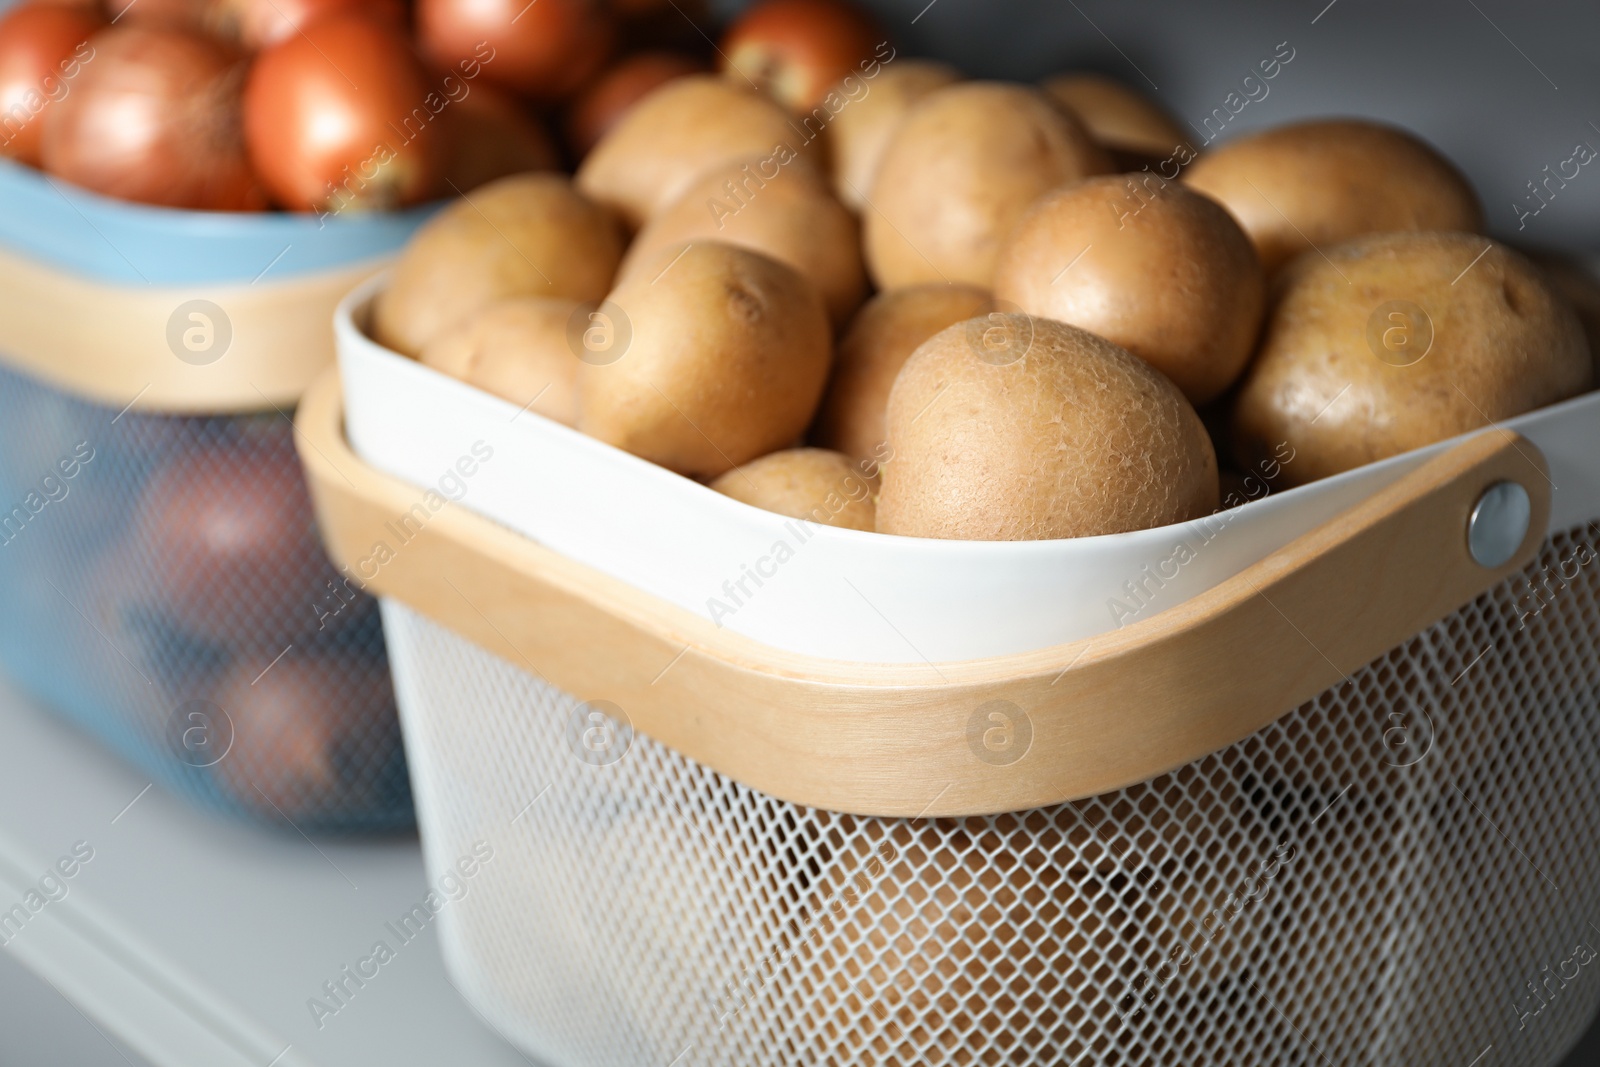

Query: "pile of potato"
(374, 49), (1597, 543)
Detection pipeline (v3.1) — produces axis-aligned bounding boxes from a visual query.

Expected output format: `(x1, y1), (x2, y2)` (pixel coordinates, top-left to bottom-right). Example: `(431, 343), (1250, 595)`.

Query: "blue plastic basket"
(0, 158), (435, 832)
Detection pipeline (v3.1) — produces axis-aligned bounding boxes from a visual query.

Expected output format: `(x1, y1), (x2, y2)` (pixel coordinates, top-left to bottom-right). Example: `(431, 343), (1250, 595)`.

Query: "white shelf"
(0, 677), (535, 1067)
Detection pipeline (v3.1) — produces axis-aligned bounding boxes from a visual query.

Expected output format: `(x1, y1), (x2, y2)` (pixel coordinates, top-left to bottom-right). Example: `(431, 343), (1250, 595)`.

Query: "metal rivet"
(1467, 481), (1531, 568)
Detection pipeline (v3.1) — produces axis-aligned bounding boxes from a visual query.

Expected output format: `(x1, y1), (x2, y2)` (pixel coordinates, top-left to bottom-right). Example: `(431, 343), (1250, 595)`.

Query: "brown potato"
(419, 296), (584, 426)
(577, 242), (832, 478)
(794, 819), (1093, 1066)
(878, 314), (1218, 540)
(373, 174), (623, 356)
(710, 448), (875, 531)
(863, 82), (1110, 290)
(1182, 119), (1483, 273)
(993, 175), (1264, 405)
(617, 156), (866, 327)
(824, 58), (961, 211)
(575, 74), (812, 231)
(1527, 251), (1600, 383)
(1040, 72), (1187, 163)
(813, 283), (993, 466)
(1234, 232), (1592, 486)
(796, 780), (1250, 1065)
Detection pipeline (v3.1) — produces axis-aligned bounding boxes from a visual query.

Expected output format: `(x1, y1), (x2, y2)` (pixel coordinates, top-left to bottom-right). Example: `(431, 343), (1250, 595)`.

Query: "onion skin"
(417, 0), (615, 101)
(564, 51), (705, 159)
(720, 0), (884, 113)
(106, 0), (403, 48)
(135, 437), (342, 646)
(0, 4), (104, 167)
(103, 0), (209, 32)
(217, 0), (406, 50)
(39, 25), (265, 210)
(443, 81), (560, 190)
(244, 12), (446, 213)
(207, 653), (397, 818)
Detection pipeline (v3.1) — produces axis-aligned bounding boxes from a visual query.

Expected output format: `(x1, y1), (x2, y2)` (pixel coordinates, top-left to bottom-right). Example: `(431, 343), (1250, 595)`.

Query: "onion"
(107, 0), (403, 51)
(564, 51), (705, 158)
(102, 0), (210, 33)
(443, 82), (560, 191)
(0, 3), (104, 167)
(244, 12), (445, 213)
(417, 0), (615, 102)
(38, 25), (264, 210)
(720, 0), (883, 113)
(214, 0), (405, 51)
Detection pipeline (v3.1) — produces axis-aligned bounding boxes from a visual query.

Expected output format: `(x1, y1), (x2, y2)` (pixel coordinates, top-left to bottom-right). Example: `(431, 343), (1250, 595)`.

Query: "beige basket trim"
(0, 245), (384, 414)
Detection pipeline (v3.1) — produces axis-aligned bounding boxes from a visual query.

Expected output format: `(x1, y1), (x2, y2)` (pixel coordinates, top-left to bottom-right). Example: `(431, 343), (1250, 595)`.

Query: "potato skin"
(1528, 251), (1600, 383)
(1182, 119), (1483, 273)
(878, 314), (1218, 540)
(994, 176), (1263, 405)
(1234, 232), (1593, 486)
(825, 58), (961, 211)
(419, 296), (584, 426)
(863, 82), (1110, 290)
(1040, 72), (1186, 159)
(617, 156), (866, 328)
(813, 283), (993, 466)
(795, 820), (1091, 1067)
(576, 75), (811, 231)
(577, 242), (832, 479)
(373, 174), (622, 356)
(711, 448), (876, 531)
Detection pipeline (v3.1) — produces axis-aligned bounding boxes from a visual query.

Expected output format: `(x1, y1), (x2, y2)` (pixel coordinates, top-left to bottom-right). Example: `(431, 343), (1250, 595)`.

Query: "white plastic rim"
(335, 275), (1600, 664)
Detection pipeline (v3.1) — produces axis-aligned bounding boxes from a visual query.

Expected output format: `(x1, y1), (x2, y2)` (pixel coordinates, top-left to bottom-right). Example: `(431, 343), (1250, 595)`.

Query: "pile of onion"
(0, 0), (887, 213)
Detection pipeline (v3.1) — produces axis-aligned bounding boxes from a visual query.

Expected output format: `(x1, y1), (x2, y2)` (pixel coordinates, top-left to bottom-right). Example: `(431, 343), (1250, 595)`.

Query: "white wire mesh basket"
(376, 551), (1600, 1067)
(301, 284), (1600, 1063)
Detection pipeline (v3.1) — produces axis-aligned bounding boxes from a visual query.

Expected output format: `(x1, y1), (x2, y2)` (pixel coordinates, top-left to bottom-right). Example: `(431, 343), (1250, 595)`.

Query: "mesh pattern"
(0, 361), (411, 832)
(384, 522), (1600, 1065)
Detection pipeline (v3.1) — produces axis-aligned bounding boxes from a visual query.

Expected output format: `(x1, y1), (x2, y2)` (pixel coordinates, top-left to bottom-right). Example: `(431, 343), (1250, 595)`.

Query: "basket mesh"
(0, 361), (411, 832)
(382, 522), (1600, 1066)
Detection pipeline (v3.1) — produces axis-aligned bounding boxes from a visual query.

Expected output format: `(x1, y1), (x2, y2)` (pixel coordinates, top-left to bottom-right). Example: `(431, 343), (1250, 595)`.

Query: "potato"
(877, 314), (1218, 540)
(993, 175), (1264, 405)
(813, 283), (993, 466)
(1040, 72), (1187, 163)
(1527, 251), (1600, 382)
(863, 82), (1110, 289)
(796, 782), (1249, 1065)
(1234, 232), (1592, 486)
(824, 58), (961, 211)
(794, 819), (1092, 1066)
(373, 174), (623, 356)
(419, 296), (584, 426)
(575, 74), (810, 231)
(710, 448), (875, 530)
(617, 156), (866, 327)
(577, 242), (832, 478)
(1183, 119), (1483, 273)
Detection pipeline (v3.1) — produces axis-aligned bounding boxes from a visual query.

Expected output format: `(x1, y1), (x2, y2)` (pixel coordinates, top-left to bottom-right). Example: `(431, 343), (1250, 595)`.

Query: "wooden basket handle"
(297, 369), (1551, 818)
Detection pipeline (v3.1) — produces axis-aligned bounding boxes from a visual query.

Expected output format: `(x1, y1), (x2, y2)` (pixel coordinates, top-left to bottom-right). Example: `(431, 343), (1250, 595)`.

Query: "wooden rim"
(297, 368), (1552, 817)
(0, 245), (384, 414)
